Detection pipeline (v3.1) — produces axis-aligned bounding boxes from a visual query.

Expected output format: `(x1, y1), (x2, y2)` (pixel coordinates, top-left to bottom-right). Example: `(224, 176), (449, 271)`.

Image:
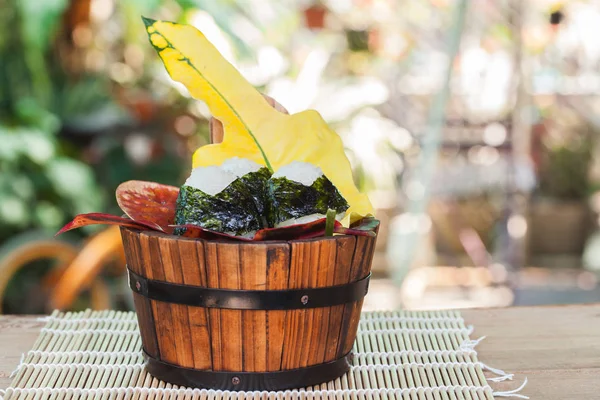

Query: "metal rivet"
(231, 376), (240, 385)
(301, 295), (309, 305)
(135, 282), (141, 291)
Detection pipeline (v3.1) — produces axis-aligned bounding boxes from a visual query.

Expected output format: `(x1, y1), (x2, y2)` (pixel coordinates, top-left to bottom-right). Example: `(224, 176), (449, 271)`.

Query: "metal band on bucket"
(143, 350), (352, 391)
(127, 267), (370, 310)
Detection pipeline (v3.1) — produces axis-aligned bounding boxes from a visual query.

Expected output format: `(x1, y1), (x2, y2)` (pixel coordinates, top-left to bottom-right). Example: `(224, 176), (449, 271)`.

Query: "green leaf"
(325, 209), (336, 237)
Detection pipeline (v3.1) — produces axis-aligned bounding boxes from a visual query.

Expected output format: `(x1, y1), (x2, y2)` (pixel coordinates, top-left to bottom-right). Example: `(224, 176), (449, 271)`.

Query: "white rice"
(185, 158), (264, 195)
(272, 161), (323, 186)
(221, 157), (262, 178)
(184, 166), (237, 195)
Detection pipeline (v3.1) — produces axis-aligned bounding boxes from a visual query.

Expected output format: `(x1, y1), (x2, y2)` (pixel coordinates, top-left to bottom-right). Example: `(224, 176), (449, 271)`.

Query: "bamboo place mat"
(2, 310), (528, 400)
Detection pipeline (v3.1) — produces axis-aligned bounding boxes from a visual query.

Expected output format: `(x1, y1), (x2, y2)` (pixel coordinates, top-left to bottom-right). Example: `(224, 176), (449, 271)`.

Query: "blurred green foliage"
(0, 0), (109, 242)
(537, 105), (597, 201)
(0, 0), (205, 312)
(539, 126), (595, 200)
(0, 0), (211, 244)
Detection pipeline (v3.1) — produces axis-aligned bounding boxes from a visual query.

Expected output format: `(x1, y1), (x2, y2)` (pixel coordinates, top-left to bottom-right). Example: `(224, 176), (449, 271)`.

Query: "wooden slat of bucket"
(203, 241), (222, 370)
(156, 236), (195, 368)
(239, 244), (268, 372)
(206, 241), (244, 371)
(306, 238), (337, 366)
(338, 235), (376, 357)
(281, 241), (310, 369)
(324, 236), (356, 362)
(176, 239), (212, 370)
(265, 245), (291, 371)
(138, 232), (179, 365)
(120, 229), (159, 359)
(294, 240), (321, 368)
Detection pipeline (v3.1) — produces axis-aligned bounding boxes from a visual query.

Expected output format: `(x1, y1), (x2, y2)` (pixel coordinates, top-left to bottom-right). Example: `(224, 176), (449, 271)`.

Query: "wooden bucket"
(120, 228), (377, 391)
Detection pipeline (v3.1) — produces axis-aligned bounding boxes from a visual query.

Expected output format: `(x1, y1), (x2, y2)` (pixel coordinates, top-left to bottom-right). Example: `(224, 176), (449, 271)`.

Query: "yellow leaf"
(144, 17), (373, 225)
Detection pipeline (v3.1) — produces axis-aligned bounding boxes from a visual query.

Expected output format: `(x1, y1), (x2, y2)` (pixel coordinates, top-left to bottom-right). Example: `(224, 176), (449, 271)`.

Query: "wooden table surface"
(0, 304), (598, 399)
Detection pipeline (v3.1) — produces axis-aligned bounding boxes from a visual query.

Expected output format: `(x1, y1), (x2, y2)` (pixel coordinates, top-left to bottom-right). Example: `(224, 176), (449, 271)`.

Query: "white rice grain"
(184, 166), (237, 195)
(221, 157), (262, 178)
(272, 161), (323, 186)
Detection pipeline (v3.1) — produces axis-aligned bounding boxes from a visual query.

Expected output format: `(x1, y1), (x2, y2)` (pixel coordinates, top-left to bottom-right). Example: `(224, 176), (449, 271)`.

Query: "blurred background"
(2, 0), (600, 313)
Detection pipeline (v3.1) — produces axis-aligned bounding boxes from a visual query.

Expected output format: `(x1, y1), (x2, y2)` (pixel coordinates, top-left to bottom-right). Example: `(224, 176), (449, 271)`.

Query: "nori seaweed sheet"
(174, 174), (267, 235)
(268, 175), (349, 226)
(234, 167), (271, 228)
(175, 165), (349, 235)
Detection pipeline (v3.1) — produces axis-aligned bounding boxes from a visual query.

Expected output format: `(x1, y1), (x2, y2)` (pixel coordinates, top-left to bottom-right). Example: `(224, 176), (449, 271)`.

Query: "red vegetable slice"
(253, 218), (337, 241)
(257, 217), (378, 240)
(56, 213), (161, 236)
(174, 221), (332, 242)
(116, 180), (179, 234)
(174, 217), (378, 242)
(174, 225), (253, 241)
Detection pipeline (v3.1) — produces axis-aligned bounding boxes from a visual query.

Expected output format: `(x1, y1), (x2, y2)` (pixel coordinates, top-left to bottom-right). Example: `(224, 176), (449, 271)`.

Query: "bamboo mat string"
(4, 310), (528, 400)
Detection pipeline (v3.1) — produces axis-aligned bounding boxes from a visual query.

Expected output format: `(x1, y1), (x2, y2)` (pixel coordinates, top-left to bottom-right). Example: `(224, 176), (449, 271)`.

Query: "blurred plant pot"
(428, 197), (498, 255)
(528, 198), (591, 256)
(346, 29), (370, 52)
(303, 4), (327, 29)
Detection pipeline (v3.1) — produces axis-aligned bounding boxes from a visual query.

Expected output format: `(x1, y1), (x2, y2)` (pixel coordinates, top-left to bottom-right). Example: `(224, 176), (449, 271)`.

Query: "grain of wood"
(287, 240), (316, 368)
(324, 236), (356, 362)
(157, 236), (194, 368)
(176, 239), (212, 370)
(239, 243), (268, 372)
(279, 235), (374, 370)
(280, 239), (306, 370)
(203, 241), (223, 371)
(139, 232), (178, 365)
(120, 228), (159, 359)
(338, 235), (375, 357)
(214, 242), (244, 372)
(306, 238), (337, 365)
(265, 245), (291, 371)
